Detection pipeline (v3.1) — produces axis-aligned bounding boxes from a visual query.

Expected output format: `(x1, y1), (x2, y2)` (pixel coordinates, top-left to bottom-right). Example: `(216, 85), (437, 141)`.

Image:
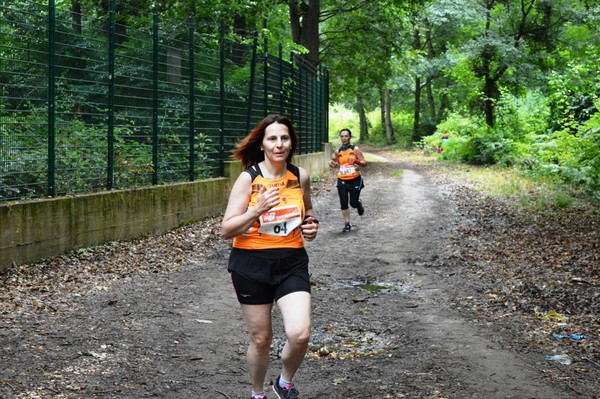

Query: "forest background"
(5, 0), (600, 202)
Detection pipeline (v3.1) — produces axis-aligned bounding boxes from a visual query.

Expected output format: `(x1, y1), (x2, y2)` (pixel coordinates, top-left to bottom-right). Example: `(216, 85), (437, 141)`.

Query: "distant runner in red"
(221, 114), (318, 399)
(329, 128), (367, 232)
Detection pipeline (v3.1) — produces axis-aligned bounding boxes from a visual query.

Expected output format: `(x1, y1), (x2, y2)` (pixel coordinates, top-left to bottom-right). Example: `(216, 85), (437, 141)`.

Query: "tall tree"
(463, 0), (571, 126)
(321, 0), (406, 141)
(384, 87), (394, 143)
(401, 0), (477, 140)
(71, 0), (82, 34)
(289, 0), (321, 66)
(412, 27), (423, 142)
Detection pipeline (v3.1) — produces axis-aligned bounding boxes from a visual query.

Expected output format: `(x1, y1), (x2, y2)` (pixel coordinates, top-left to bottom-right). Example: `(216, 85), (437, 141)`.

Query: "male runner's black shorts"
(228, 247), (310, 305)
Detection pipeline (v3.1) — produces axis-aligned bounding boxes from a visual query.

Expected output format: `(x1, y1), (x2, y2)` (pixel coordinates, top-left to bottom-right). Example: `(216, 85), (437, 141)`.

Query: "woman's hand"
(300, 216), (319, 241)
(254, 185), (280, 215)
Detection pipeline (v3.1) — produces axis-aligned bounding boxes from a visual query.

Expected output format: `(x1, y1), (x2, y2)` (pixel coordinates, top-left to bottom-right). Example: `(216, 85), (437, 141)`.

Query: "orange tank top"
(233, 164), (305, 250)
(336, 145), (361, 180)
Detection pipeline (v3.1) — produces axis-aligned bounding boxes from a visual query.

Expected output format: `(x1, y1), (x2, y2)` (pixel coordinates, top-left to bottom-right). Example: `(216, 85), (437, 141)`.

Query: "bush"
(528, 122), (600, 197)
(420, 113), (484, 161)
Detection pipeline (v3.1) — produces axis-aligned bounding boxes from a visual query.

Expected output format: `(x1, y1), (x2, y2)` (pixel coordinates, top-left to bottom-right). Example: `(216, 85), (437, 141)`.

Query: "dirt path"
(302, 154), (572, 398)
(0, 151), (595, 398)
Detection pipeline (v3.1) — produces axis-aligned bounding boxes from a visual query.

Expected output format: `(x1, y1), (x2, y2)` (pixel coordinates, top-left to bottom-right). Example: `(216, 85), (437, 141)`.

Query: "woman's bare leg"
(241, 303), (273, 393)
(276, 291), (311, 382)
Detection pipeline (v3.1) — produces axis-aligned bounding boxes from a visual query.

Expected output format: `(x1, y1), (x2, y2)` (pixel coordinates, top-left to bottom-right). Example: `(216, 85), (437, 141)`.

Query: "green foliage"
(329, 104), (413, 148)
(527, 119), (600, 199)
(0, 108), (219, 200)
(421, 111), (522, 166)
(424, 95), (599, 199)
(0, 110), (48, 199)
(323, 0), (406, 107)
(546, 56), (600, 132)
(443, 44), (483, 115)
(495, 90), (550, 143)
(4, 0), (600, 202)
(579, 116), (600, 192)
(328, 104), (360, 142)
(420, 112), (479, 157)
(365, 110), (413, 148)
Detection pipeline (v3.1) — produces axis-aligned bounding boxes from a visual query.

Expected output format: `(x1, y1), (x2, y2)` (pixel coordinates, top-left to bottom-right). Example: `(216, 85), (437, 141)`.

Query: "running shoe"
(357, 200), (364, 216)
(342, 222), (351, 232)
(252, 395), (267, 399)
(273, 375), (300, 399)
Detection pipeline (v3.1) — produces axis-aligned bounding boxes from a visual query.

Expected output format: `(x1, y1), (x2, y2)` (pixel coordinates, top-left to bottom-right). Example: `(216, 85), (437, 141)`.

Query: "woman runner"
(221, 114), (319, 399)
(329, 128), (367, 232)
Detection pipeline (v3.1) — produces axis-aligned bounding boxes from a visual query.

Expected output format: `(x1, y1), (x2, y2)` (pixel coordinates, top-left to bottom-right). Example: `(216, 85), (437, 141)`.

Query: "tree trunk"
(357, 94), (369, 142)
(412, 28), (422, 143)
(425, 22), (436, 123)
(289, 0), (321, 66)
(380, 89), (386, 132)
(483, 74), (497, 127)
(230, 15), (251, 66)
(98, 0), (129, 45)
(542, 3), (554, 52)
(385, 88), (394, 145)
(426, 77), (436, 122)
(413, 76), (422, 143)
(71, 0), (82, 35)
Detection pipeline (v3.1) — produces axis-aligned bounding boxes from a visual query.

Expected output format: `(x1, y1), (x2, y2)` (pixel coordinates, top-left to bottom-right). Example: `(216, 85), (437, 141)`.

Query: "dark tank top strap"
(245, 164), (262, 180)
(287, 163), (300, 182)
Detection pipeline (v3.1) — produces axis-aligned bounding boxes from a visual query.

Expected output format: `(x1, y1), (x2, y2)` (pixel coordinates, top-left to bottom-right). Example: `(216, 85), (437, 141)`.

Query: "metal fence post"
(325, 69), (330, 141)
(298, 57), (303, 154)
(310, 70), (321, 152)
(279, 44), (283, 113)
(188, 24), (195, 181)
(246, 31), (258, 134)
(47, 0), (56, 196)
(263, 37), (268, 117)
(107, 0), (116, 189)
(290, 53), (295, 133)
(219, 21), (225, 176)
(316, 66), (322, 147)
(152, 9), (159, 185)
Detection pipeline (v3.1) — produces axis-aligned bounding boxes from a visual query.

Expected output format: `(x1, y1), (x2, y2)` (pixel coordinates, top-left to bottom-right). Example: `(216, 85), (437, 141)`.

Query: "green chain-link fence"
(0, 0), (329, 202)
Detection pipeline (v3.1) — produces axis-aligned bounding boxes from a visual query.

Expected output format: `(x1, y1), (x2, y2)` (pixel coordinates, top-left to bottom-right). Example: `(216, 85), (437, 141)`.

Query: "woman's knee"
(287, 325), (310, 346)
(250, 330), (273, 351)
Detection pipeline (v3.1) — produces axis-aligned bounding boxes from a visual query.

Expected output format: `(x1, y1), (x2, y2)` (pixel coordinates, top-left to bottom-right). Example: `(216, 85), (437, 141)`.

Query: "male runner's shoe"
(273, 375), (300, 399)
(342, 222), (351, 232)
(357, 200), (364, 216)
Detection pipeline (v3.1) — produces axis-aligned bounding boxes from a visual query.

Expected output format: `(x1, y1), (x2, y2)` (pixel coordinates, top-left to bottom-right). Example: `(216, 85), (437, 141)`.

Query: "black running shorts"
(228, 247), (311, 305)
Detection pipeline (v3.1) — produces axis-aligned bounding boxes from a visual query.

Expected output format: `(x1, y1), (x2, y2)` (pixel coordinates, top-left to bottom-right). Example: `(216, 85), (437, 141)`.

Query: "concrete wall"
(0, 146), (332, 273)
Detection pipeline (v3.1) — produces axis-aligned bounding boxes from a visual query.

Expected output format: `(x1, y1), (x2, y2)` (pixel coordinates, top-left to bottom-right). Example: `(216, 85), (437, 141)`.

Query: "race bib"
(258, 205), (302, 236)
(339, 164), (357, 176)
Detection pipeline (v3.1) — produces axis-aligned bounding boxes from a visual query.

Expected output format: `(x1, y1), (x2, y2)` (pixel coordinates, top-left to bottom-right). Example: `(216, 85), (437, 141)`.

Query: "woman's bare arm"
(221, 172), (280, 239)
